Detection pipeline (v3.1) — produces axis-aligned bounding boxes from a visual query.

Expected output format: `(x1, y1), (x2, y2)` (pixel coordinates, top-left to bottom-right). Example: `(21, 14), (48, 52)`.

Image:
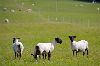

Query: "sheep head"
(55, 37), (62, 44)
(69, 36), (76, 42)
(13, 38), (20, 43)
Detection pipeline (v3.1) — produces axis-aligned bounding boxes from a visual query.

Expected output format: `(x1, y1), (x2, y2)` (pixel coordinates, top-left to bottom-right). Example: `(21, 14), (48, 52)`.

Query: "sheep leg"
(45, 54), (47, 59)
(85, 49), (88, 55)
(83, 52), (85, 56)
(42, 54), (46, 59)
(42, 54), (45, 59)
(42, 50), (46, 59)
(17, 53), (18, 57)
(35, 46), (40, 60)
(19, 53), (21, 58)
(48, 51), (51, 61)
(73, 51), (74, 56)
(15, 52), (16, 59)
(39, 55), (41, 59)
(34, 55), (37, 60)
(86, 49), (88, 55)
(76, 51), (78, 56)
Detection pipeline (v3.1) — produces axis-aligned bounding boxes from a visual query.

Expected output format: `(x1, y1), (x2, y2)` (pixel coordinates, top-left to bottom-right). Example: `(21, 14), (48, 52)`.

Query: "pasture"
(0, 0), (100, 66)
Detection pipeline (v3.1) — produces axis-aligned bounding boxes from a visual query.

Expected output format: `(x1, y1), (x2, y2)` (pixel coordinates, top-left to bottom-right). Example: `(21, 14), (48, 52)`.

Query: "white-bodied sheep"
(97, 8), (99, 11)
(13, 38), (24, 58)
(32, 3), (35, 6)
(26, 9), (32, 13)
(11, 9), (15, 12)
(68, 36), (88, 56)
(4, 18), (9, 23)
(3, 8), (7, 11)
(31, 37), (62, 60)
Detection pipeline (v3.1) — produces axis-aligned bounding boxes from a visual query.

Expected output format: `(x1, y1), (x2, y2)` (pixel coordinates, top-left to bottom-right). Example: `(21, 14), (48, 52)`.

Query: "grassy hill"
(0, 0), (100, 66)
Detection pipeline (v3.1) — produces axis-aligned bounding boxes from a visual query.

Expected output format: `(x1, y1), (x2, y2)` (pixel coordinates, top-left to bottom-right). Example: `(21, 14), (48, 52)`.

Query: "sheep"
(31, 37), (62, 61)
(4, 18), (9, 23)
(56, 17), (58, 21)
(26, 9), (32, 13)
(97, 8), (99, 11)
(11, 9), (15, 13)
(32, 3), (35, 6)
(3, 8), (7, 11)
(13, 38), (24, 59)
(68, 36), (89, 56)
(22, 2), (24, 5)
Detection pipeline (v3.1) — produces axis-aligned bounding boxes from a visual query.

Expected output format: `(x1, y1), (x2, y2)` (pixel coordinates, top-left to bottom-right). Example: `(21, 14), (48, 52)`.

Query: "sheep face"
(55, 37), (62, 44)
(13, 38), (20, 43)
(69, 36), (76, 42)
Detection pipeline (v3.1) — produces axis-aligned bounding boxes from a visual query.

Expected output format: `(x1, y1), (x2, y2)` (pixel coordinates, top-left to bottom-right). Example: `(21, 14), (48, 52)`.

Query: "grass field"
(0, 0), (100, 66)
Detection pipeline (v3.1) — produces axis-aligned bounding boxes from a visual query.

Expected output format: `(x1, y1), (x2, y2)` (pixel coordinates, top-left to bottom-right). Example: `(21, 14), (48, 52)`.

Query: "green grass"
(0, 0), (100, 66)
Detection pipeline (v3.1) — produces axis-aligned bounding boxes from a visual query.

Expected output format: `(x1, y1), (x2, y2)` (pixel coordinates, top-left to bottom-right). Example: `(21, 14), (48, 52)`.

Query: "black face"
(55, 37), (62, 44)
(68, 36), (76, 42)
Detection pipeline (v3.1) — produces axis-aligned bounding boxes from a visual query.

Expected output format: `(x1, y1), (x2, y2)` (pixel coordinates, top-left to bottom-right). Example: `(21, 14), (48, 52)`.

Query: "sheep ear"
(13, 38), (16, 43)
(55, 37), (59, 41)
(13, 38), (16, 39)
(17, 38), (20, 39)
(69, 36), (71, 38)
(74, 36), (76, 38)
(55, 38), (58, 40)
